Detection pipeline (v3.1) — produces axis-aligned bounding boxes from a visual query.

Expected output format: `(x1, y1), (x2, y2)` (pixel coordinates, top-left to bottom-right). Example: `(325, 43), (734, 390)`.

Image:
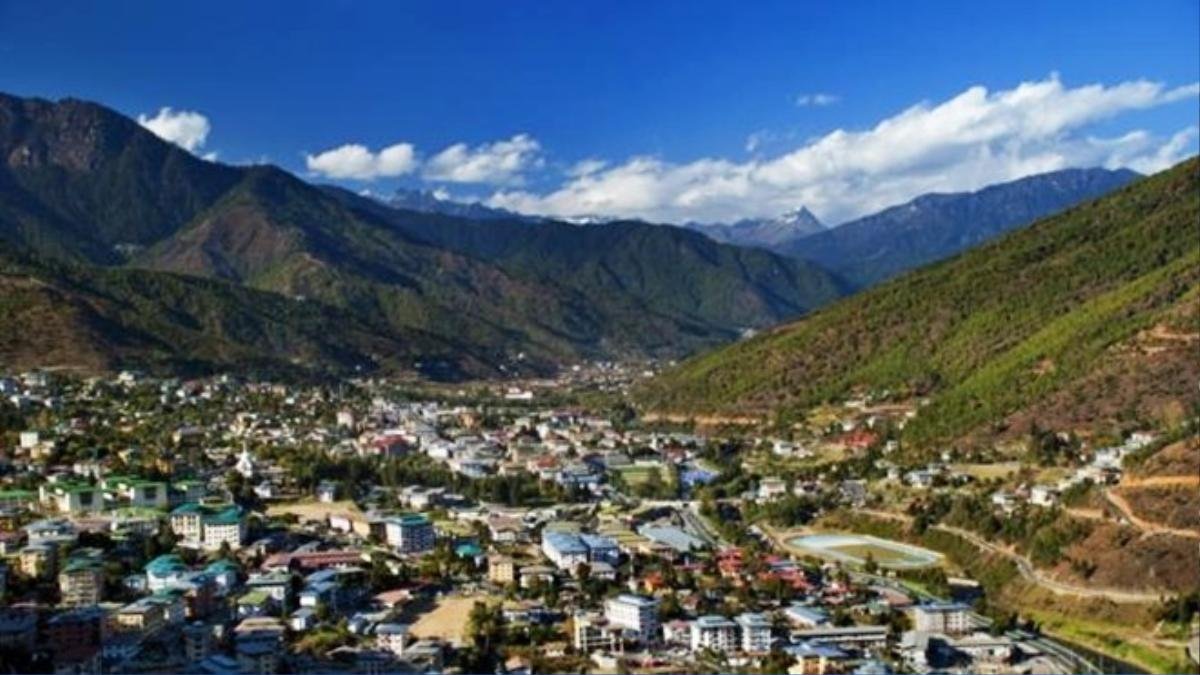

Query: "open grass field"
(613, 464), (673, 487)
(828, 542), (920, 565)
(266, 499), (364, 522)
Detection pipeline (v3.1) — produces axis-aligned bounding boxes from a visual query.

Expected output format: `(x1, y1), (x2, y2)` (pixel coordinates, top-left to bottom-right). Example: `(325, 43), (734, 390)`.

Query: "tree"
(464, 601), (506, 673)
(758, 648), (795, 675)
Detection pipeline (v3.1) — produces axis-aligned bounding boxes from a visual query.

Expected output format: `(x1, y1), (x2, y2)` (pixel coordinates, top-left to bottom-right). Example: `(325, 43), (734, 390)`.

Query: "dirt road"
(855, 509), (1165, 604)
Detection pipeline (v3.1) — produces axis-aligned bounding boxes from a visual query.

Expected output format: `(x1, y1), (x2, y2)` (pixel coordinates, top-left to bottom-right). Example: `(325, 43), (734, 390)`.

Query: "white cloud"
(744, 131), (767, 153)
(423, 133), (542, 184)
(1102, 126), (1199, 174)
(488, 75), (1200, 224)
(795, 92), (840, 107)
(305, 142), (418, 180)
(137, 107), (211, 153)
(567, 158), (607, 177)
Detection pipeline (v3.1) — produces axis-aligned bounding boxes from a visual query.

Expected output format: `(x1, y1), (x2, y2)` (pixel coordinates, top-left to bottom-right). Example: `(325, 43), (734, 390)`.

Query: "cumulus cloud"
(795, 92), (840, 107)
(423, 133), (542, 184)
(305, 142), (418, 180)
(488, 75), (1200, 224)
(137, 107), (211, 153)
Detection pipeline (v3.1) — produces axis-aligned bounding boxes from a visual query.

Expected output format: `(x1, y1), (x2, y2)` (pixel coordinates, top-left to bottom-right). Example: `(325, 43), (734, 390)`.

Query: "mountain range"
(777, 167), (1141, 286)
(0, 93), (844, 378)
(683, 207), (827, 249)
(0, 92), (1171, 386)
(386, 188), (531, 222)
(391, 166), (1141, 291)
(638, 157), (1199, 448)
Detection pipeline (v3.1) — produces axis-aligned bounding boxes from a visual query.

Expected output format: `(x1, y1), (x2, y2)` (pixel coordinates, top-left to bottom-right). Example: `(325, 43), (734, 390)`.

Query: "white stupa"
(235, 446), (256, 479)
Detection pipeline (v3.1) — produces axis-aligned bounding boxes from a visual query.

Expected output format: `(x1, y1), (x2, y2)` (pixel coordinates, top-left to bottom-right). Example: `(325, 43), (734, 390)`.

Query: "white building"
(541, 531), (589, 570)
(39, 482), (102, 514)
(573, 611), (619, 652)
(375, 623), (410, 657)
(1029, 485), (1058, 507)
(384, 514), (435, 554)
(909, 603), (970, 636)
(604, 594), (659, 644)
(736, 613), (772, 654)
(235, 449), (256, 479)
(170, 503), (247, 551)
(691, 615), (739, 653)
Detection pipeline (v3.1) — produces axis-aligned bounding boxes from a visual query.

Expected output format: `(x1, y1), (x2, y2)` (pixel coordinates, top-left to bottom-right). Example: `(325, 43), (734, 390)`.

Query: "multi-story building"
(375, 622), (410, 657)
(385, 513), (435, 554)
(39, 481), (102, 514)
(691, 615), (739, 653)
(580, 534), (620, 565)
(170, 503), (246, 551)
(102, 475), (169, 509)
(736, 613), (773, 654)
(205, 559), (241, 595)
(145, 554), (189, 592)
(488, 555), (516, 585)
(604, 594), (660, 644)
(909, 602), (971, 636)
(572, 611), (620, 652)
(542, 531), (620, 571)
(113, 600), (167, 635)
(17, 542), (57, 579)
(183, 622), (213, 664)
(234, 617), (285, 675)
(245, 571), (293, 608)
(542, 531), (589, 570)
(58, 557), (104, 606)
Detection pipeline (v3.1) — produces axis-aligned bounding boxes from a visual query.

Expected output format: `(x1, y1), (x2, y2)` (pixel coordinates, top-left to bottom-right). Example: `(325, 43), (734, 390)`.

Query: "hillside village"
(0, 369), (1194, 674)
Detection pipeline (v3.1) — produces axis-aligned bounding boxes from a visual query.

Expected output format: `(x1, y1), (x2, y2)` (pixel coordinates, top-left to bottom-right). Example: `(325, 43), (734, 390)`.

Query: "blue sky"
(1, 1), (1197, 223)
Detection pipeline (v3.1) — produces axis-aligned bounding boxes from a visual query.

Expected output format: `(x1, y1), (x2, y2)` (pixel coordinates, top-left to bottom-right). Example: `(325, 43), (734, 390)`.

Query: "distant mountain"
(779, 167), (1141, 287)
(686, 207), (826, 250)
(327, 189), (849, 350)
(639, 158), (1199, 448)
(387, 187), (532, 222)
(0, 92), (848, 377)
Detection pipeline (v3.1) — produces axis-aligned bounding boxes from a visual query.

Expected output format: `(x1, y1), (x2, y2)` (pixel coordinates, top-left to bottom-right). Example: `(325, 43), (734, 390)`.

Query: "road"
(636, 498), (727, 547)
(857, 509), (1165, 604)
(852, 569), (1110, 674)
(1102, 484), (1200, 540)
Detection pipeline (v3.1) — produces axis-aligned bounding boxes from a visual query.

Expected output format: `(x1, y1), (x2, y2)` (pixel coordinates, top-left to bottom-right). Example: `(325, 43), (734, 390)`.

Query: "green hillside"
(638, 158), (1200, 447)
(0, 243), (487, 378)
(0, 92), (848, 376)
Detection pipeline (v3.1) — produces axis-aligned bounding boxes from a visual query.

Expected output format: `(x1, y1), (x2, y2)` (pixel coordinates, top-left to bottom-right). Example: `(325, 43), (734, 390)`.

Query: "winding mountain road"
(1103, 484), (1200, 540)
(857, 509), (1165, 603)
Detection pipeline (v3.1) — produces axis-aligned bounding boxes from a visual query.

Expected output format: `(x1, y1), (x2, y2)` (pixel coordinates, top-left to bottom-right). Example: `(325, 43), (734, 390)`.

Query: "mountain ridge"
(684, 206), (827, 250)
(779, 166), (1142, 286)
(638, 157), (1199, 448)
(0, 92), (848, 377)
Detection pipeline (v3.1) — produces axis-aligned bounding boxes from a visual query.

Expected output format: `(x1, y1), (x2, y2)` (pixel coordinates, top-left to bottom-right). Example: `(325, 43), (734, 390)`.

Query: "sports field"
(787, 533), (942, 569)
(410, 594), (494, 646)
(613, 464), (673, 486)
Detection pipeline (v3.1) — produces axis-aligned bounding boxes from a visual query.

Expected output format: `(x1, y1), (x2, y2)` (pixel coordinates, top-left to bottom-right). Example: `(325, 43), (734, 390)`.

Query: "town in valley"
(0, 366), (1193, 674)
